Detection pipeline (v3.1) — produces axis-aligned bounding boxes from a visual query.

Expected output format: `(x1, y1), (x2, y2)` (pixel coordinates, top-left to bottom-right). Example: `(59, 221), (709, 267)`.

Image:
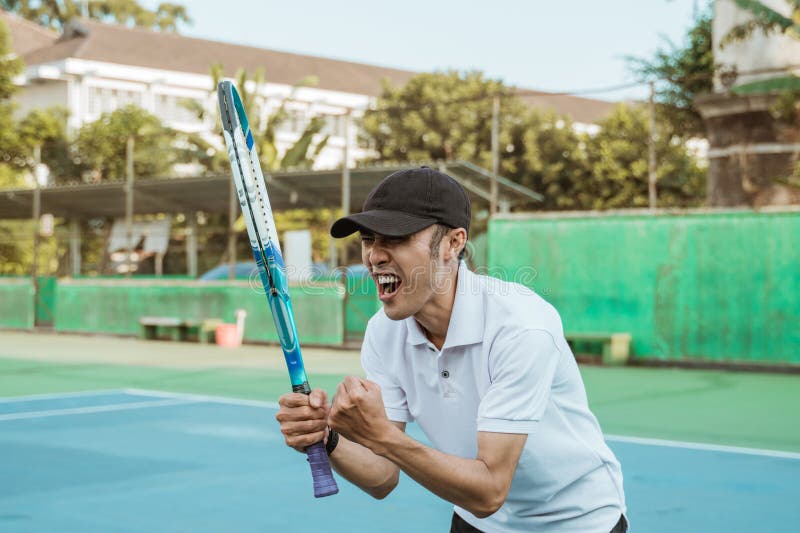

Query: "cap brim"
(330, 209), (437, 238)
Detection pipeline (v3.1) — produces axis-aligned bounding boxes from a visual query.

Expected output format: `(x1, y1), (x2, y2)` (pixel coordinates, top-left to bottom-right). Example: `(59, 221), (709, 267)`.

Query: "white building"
(712, 0), (800, 91)
(3, 11), (614, 171)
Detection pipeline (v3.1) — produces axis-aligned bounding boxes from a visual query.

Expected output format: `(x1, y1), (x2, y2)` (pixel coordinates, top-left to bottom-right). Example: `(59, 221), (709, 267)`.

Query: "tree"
(721, 0), (800, 46)
(723, 0), (800, 185)
(0, 18), (24, 187)
(0, 17), (21, 100)
(0, 0), (191, 32)
(361, 70), (706, 211)
(73, 105), (178, 180)
(580, 104), (706, 210)
(182, 65), (330, 174)
(362, 70), (521, 164)
(721, 0), (800, 94)
(628, 8), (715, 138)
(518, 110), (590, 210)
(361, 70), (549, 208)
(179, 65), (336, 263)
(17, 107), (76, 183)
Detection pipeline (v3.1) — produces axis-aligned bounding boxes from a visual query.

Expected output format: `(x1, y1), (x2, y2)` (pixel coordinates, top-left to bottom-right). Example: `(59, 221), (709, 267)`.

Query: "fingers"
(309, 388), (329, 409)
(278, 415), (326, 448)
(342, 375), (368, 393)
(276, 390), (330, 452)
(339, 375), (369, 405)
(278, 392), (308, 408)
(363, 379), (381, 393)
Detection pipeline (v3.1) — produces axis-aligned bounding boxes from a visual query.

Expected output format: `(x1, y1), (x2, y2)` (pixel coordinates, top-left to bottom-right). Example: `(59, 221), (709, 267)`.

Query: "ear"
(446, 228), (467, 261)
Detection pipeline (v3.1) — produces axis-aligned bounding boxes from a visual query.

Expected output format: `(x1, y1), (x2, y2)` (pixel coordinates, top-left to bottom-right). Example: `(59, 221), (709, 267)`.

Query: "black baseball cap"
(330, 167), (471, 238)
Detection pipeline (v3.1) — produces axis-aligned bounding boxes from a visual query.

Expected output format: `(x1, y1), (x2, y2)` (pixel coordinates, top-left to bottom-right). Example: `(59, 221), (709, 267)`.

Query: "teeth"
(377, 274), (399, 284)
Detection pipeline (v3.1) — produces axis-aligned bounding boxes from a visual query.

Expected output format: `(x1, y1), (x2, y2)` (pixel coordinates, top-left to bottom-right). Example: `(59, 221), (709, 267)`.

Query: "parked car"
(198, 262), (258, 281)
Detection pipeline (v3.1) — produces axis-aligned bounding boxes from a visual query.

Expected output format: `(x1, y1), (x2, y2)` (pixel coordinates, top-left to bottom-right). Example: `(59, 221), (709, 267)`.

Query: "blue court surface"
(2, 390), (799, 532)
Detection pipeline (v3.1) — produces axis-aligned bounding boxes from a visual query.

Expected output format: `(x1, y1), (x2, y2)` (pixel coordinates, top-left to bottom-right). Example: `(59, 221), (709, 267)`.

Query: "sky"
(145, 0), (709, 102)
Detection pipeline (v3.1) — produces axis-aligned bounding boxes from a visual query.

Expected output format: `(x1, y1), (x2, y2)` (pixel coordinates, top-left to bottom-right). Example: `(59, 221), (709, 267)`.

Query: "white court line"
(605, 434), (800, 460)
(4, 389), (799, 460)
(129, 389), (800, 461)
(124, 388), (279, 409)
(0, 389), (129, 403)
(0, 398), (194, 422)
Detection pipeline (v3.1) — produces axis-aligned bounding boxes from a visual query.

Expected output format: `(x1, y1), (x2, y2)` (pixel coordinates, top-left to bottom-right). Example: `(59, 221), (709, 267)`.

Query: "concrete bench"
(139, 316), (223, 343)
(565, 332), (632, 366)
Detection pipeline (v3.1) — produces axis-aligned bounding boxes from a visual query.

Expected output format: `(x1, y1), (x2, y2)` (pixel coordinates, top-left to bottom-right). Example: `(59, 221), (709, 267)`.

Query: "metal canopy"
(0, 161), (542, 220)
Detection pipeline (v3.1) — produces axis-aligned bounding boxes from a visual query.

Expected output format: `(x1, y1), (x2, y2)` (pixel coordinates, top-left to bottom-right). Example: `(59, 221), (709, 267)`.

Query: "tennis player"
(276, 167), (627, 532)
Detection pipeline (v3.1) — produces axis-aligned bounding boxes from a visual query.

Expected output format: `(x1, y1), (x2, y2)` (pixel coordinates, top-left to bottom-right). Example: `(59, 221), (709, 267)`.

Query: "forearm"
(373, 427), (509, 518)
(329, 435), (400, 499)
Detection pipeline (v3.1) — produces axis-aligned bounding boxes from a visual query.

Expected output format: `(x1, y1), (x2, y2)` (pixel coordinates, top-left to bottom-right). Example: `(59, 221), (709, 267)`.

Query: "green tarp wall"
(344, 275), (381, 342)
(55, 279), (344, 345)
(0, 278), (35, 329)
(488, 210), (800, 364)
(36, 276), (56, 326)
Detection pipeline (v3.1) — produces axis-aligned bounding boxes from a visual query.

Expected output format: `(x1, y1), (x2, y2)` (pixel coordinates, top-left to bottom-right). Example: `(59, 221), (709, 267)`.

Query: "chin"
(382, 304), (413, 321)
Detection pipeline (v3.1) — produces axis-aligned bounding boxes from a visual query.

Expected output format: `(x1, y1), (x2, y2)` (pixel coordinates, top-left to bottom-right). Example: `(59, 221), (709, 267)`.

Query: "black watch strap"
(325, 428), (339, 456)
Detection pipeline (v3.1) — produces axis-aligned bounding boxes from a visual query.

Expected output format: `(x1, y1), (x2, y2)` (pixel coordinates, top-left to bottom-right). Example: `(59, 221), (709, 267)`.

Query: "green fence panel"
(228, 283), (345, 345)
(35, 276), (57, 325)
(488, 210), (800, 364)
(345, 276), (381, 341)
(0, 278), (35, 329)
(54, 279), (344, 345)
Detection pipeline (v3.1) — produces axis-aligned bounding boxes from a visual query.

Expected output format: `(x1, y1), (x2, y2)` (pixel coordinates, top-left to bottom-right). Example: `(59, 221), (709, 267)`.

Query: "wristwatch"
(325, 428), (339, 456)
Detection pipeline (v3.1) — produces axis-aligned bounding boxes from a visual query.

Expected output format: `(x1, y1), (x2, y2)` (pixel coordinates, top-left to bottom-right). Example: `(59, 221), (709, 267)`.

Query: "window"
(154, 93), (201, 124)
(276, 109), (307, 134)
(87, 86), (142, 116)
(321, 114), (347, 138)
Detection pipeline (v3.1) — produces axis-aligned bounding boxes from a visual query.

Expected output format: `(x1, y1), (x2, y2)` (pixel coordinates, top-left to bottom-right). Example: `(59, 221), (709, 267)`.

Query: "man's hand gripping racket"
(218, 81), (338, 498)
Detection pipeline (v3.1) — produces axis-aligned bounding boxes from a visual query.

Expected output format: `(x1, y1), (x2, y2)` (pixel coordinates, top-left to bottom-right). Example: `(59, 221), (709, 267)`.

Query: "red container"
(215, 323), (241, 347)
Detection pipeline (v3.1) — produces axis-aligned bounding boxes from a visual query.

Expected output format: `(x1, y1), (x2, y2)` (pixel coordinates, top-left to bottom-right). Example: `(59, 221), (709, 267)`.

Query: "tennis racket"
(218, 80), (338, 498)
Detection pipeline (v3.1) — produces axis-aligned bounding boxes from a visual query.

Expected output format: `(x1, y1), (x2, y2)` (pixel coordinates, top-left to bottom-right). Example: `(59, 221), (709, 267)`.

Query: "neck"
(414, 263), (459, 350)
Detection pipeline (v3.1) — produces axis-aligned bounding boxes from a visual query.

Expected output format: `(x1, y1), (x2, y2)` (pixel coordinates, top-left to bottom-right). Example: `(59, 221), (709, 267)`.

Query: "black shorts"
(450, 512), (628, 532)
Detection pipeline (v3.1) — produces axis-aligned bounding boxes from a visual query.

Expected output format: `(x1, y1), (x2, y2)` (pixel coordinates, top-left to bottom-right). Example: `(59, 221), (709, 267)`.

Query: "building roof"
(3, 11), (615, 121)
(517, 89), (615, 125)
(1, 10), (58, 57)
(0, 161), (542, 220)
(10, 14), (417, 96)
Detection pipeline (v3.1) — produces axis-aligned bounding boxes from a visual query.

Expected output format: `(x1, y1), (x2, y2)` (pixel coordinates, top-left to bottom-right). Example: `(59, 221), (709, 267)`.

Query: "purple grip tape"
(306, 441), (339, 498)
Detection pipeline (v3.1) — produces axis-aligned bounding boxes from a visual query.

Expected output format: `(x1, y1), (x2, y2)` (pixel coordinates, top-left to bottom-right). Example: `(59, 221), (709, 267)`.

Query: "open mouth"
(376, 273), (402, 299)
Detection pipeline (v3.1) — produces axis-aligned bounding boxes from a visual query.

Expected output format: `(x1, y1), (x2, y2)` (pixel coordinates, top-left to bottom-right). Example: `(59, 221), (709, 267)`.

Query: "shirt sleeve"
(360, 326), (413, 423)
(477, 328), (561, 434)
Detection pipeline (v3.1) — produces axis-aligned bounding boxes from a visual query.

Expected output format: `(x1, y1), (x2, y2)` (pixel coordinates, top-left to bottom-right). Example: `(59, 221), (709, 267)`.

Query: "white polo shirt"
(361, 262), (626, 533)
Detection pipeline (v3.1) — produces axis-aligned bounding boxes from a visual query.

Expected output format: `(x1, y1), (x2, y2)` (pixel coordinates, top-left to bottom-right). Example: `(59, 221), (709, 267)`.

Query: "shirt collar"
(404, 261), (485, 349)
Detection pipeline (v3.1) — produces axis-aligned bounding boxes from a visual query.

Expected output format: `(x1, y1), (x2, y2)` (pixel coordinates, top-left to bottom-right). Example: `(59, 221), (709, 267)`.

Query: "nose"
(365, 241), (389, 267)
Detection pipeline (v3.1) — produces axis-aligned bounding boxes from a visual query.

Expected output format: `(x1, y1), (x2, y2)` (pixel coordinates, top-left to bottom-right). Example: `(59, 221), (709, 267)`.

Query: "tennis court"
(2, 331), (799, 532)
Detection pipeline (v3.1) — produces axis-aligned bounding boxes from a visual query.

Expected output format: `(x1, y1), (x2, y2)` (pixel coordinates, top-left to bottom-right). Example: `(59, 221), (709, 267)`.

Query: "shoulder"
(474, 270), (564, 341)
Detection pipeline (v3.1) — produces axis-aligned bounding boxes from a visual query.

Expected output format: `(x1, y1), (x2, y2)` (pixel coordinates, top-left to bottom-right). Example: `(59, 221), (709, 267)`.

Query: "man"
(276, 167), (627, 532)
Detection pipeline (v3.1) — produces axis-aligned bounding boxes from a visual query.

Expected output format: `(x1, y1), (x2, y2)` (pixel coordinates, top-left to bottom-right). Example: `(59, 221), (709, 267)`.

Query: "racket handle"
(306, 441), (339, 498)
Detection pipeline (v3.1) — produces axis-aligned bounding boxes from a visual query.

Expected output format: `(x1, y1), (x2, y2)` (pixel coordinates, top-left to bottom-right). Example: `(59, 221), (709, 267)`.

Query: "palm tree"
(181, 64), (330, 174)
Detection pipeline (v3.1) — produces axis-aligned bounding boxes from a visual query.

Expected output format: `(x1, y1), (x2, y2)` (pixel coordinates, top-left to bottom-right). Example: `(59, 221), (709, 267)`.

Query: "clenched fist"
(275, 388), (330, 452)
(329, 376), (394, 453)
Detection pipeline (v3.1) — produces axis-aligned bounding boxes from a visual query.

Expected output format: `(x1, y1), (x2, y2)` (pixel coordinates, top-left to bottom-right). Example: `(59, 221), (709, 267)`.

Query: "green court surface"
(1, 330), (798, 453)
(3, 331), (800, 532)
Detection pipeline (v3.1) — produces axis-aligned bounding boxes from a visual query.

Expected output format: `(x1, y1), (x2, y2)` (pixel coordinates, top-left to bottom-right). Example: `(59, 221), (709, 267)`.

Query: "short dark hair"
(429, 224), (466, 261)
